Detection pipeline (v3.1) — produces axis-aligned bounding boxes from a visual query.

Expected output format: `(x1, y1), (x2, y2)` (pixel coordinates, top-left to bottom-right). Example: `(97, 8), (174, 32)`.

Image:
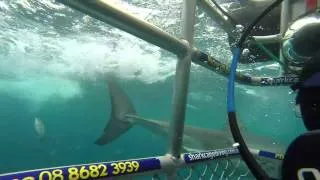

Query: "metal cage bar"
(280, 0), (291, 74)
(168, 0), (196, 160)
(0, 0), (294, 180)
(198, 0), (283, 44)
(0, 0), (301, 179)
(56, 0), (299, 87)
(55, 0), (189, 56)
(0, 147), (284, 179)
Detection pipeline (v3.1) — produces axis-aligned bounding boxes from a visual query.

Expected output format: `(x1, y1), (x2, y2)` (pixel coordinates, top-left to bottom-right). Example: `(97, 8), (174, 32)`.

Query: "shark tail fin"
(94, 77), (137, 146)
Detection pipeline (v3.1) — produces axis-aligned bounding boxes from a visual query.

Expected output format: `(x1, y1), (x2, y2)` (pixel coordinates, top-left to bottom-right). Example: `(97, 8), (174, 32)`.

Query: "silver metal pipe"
(252, 34), (282, 44)
(197, 0), (236, 38)
(182, 0), (196, 45)
(56, 0), (189, 56)
(0, 146), (283, 179)
(280, 0), (290, 36)
(280, 0), (291, 74)
(168, 0), (196, 159)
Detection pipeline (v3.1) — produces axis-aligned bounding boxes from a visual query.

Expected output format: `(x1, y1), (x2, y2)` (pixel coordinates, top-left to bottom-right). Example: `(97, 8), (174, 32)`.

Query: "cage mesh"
(119, 157), (255, 180)
(176, 158), (251, 180)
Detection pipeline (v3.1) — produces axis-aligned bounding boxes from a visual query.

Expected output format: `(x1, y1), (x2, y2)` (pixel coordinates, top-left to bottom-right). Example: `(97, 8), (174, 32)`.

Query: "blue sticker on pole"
(258, 150), (284, 160)
(184, 147), (240, 163)
(0, 158), (161, 180)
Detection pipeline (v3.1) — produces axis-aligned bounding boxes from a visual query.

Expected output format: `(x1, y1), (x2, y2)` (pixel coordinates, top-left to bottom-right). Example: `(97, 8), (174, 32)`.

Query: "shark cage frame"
(1, 0), (308, 179)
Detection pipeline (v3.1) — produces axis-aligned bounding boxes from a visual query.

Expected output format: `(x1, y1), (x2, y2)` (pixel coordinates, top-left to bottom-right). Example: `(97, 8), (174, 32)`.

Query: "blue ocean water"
(0, 0), (306, 178)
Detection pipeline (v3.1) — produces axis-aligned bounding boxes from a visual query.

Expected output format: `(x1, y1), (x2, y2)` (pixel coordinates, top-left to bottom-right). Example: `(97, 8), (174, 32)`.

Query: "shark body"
(95, 78), (285, 179)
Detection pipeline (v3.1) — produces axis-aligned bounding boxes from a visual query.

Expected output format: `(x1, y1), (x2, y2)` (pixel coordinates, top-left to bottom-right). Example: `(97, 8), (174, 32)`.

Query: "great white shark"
(94, 77), (285, 179)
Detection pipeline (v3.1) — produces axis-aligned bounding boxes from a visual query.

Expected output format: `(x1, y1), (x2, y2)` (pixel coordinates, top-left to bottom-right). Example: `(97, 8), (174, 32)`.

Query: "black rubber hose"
(228, 112), (271, 179)
(238, 0), (284, 47)
(228, 0), (284, 180)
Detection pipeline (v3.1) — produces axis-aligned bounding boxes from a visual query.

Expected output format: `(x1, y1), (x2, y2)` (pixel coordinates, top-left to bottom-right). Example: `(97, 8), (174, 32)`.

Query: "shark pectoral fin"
(95, 119), (133, 145)
(182, 135), (206, 152)
(182, 146), (205, 153)
(255, 155), (282, 179)
(95, 77), (137, 146)
(181, 146), (190, 153)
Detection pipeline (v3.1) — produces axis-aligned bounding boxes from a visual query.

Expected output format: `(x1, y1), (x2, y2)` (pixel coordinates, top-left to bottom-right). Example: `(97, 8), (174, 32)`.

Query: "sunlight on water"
(0, 0), (182, 81)
(0, 0), (182, 108)
(0, 76), (82, 109)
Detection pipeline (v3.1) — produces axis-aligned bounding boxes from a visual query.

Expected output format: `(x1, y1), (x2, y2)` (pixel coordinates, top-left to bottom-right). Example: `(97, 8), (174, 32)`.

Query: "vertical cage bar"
(168, 0), (197, 160)
(279, 0), (291, 74)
